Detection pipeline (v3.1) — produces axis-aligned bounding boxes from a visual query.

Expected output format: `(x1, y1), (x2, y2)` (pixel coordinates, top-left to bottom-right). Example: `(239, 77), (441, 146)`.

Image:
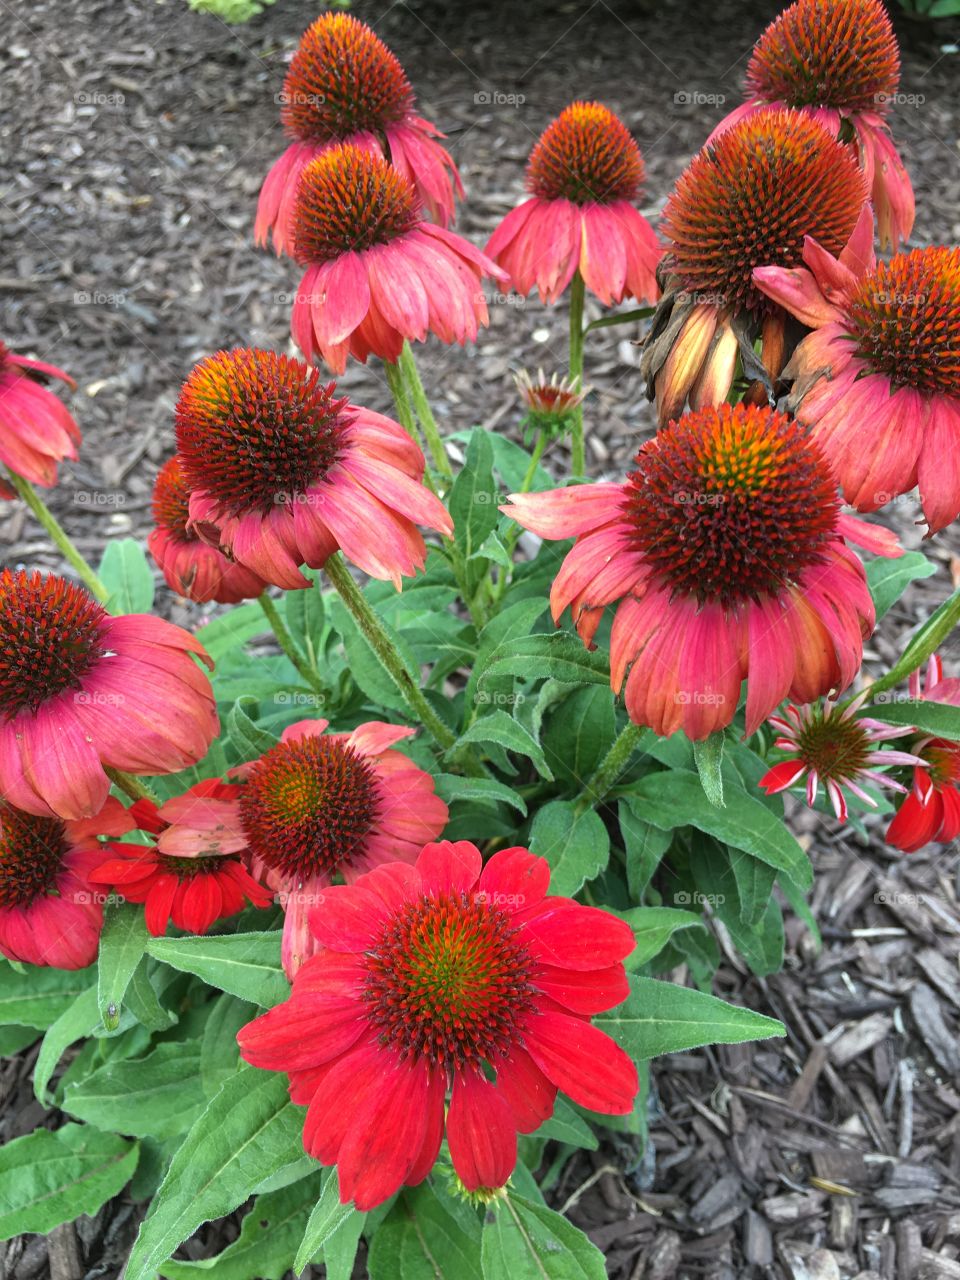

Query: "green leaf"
(0, 1025), (38, 1057)
(34, 986), (100, 1106)
(0, 962), (96, 1029)
(368, 1183), (482, 1280)
(159, 1172), (325, 1279)
(867, 550), (936, 620)
(453, 709), (554, 780)
(323, 1201), (368, 1280)
(195, 602), (266, 663)
(63, 1042), (206, 1140)
(618, 800), (673, 900)
(870, 585), (960, 699)
(98, 903), (149, 1031)
(627, 771), (813, 889)
(226, 696), (279, 758)
(146, 933), (288, 1008)
(123, 1067), (306, 1280)
(482, 1192), (605, 1280)
(534, 1098), (598, 1150)
(294, 1169), (363, 1273)
(867, 698), (960, 740)
(465, 599), (549, 714)
(528, 801), (610, 897)
(693, 734), (725, 807)
(0, 1124), (138, 1240)
(541, 685), (616, 787)
(449, 430), (499, 584)
(596, 975), (784, 1059)
(282, 571), (326, 655)
(433, 774), (528, 817)
(200, 993), (257, 1099)
(619, 907), (706, 971)
(481, 633), (610, 688)
(99, 538), (155, 615)
(125, 960), (177, 1031)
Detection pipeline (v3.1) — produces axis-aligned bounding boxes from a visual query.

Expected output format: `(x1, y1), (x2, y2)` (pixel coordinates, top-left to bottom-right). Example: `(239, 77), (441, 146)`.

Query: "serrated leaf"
(0, 962), (96, 1029)
(98, 903), (149, 1030)
(433, 774), (528, 817)
(619, 907), (706, 971)
(294, 1169), (362, 1273)
(63, 1042), (206, 1139)
(529, 801), (609, 897)
(481, 634), (610, 688)
(453, 709), (554, 780)
(867, 550), (936, 620)
(146, 932), (288, 1008)
(123, 1067), (306, 1280)
(160, 1171), (325, 1279)
(99, 538), (155, 615)
(0, 1124), (138, 1240)
(627, 771), (813, 889)
(595, 975), (784, 1059)
(481, 1192), (605, 1279)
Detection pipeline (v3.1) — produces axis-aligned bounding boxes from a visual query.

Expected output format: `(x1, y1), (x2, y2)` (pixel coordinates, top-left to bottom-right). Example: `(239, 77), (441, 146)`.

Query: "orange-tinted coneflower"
(0, 341), (81, 494)
(256, 13), (462, 253)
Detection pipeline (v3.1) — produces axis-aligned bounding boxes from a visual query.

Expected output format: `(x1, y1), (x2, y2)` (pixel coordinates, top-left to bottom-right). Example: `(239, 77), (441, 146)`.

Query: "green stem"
(398, 343), (454, 481)
(257, 594), (328, 700)
(6, 468), (108, 601)
(384, 359), (424, 450)
(520, 432), (548, 493)
(105, 767), (160, 807)
(568, 271), (587, 478)
(324, 552), (484, 773)
(574, 721), (646, 816)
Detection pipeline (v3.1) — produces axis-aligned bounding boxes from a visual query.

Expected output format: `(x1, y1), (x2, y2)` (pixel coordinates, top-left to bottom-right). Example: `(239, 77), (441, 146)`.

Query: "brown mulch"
(3, 0), (960, 1276)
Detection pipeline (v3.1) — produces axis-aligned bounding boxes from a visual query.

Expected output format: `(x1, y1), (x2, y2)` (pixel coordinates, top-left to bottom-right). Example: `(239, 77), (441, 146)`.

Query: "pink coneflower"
(485, 101), (661, 306)
(288, 145), (506, 374)
(503, 402), (901, 741)
(148, 456), (268, 604)
(256, 12), (462, 254)
(238, 840), (637, 1209)
(708, 0), (914, 250)
(174, 348), (452, 592)
(155, 719), (448, 979)
(0, 569), (218, 821)
(0, 797), (133, 969)
(759, 693), (922, 822)
(89, 786), (273, 936)
(754, 231), (960, 533)
(641, 109), (868, 425)
(0, 341), (81, 493)
(885, 655), (960, 852)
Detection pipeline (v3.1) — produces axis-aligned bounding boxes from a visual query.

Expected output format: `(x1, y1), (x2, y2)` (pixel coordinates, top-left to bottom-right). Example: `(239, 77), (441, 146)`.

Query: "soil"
(2, 0), (960, 1276)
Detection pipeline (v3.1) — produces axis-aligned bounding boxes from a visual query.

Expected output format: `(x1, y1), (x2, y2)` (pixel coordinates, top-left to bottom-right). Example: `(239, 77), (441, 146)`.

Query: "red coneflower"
(759, 692), (922, 821)
(238, 840), (637, 1209)
(0, 341), (81, 493)
(0, 797), (133, 968)
(709, 0), (913, 250)
(485, 101), (661, 306)
(642, 108), (868, 425)
(148, 456), (268, 604)
(288, 145), (506, 374)
(155, 719), (448, 978)
(88, 785), (274, 936)
(755, 231), (960, 533)
(887, 656), (960, 851)
(504, 403), (901, 741)
(0, 570), (218, 821)
(256, 12), (462, 254)
(175, 349), (452, 592)
(515, 369), (588, 441)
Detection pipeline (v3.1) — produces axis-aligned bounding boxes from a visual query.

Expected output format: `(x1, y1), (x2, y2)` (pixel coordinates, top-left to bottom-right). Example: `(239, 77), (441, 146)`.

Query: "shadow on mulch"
(2, 0), (960, 1276)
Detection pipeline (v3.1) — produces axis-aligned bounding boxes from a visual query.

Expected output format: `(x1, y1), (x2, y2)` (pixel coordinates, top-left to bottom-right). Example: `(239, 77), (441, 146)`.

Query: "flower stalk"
(5, 468), (108, 602)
